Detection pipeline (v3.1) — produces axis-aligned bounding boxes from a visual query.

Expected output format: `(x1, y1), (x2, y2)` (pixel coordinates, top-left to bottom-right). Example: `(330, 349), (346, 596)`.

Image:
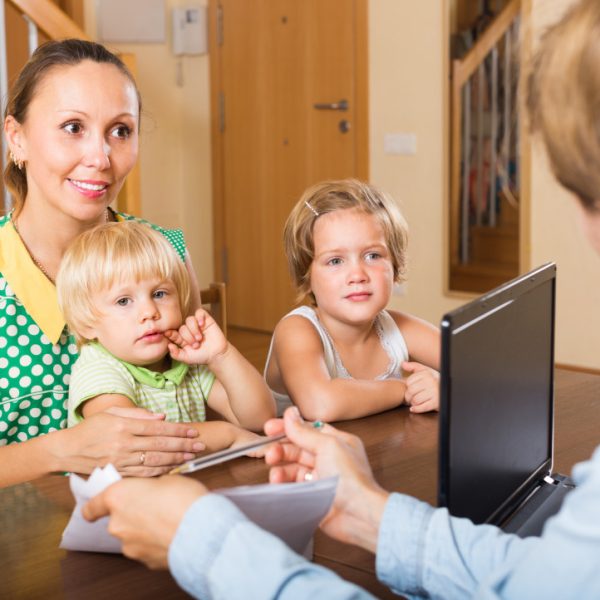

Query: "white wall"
(86, 0), (600, 368)
(84, 0), (214, 286)
(369, 1), (464, 328)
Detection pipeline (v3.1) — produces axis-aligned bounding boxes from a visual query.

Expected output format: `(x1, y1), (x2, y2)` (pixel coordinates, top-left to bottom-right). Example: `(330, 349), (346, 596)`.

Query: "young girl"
(265, 179), (440, 421)
(57, 221), (275, 456)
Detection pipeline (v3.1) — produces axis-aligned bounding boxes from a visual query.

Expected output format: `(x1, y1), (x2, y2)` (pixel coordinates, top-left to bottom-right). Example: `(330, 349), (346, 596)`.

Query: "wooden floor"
(228, 326), (272, 372)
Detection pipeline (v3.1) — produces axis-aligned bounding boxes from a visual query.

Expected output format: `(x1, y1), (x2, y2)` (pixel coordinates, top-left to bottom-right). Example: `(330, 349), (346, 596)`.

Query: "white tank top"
(264, 306), (410, 416)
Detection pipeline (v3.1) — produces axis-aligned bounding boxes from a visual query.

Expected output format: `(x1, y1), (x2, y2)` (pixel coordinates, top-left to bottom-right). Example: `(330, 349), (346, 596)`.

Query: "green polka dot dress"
(0, 212), (188, 447)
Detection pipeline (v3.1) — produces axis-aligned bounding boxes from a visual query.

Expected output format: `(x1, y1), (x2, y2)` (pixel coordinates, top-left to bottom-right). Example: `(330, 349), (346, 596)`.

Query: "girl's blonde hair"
(527, 0), (600, 211)
(284, 179), (409, 304)
(57, 221), (190, 346)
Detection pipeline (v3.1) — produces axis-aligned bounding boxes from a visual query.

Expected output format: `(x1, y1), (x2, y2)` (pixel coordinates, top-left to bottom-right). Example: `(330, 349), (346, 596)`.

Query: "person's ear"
(78, 323), (99, 341)
(4, 115), (26, 163)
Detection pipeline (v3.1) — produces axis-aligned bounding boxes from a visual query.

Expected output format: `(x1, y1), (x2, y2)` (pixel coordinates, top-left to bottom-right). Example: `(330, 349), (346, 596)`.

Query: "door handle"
(313, 99), (348, 111)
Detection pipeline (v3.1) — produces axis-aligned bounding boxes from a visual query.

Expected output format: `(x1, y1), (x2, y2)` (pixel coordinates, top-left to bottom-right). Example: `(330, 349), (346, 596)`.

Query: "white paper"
(60, 465), (337, 556)
(60, 464), (122, 553)
(218, 477), (337, 555)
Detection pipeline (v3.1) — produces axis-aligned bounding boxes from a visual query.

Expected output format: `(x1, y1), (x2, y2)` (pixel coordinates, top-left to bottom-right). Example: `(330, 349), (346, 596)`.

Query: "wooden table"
(2, 368), (599, 600)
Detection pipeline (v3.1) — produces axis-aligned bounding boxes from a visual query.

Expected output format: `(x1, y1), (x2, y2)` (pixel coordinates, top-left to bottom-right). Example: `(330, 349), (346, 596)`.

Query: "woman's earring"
(9, 150), (23, 170)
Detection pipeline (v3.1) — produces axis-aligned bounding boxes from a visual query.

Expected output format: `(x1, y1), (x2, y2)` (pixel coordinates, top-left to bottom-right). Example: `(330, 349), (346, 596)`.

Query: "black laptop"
(438, 263), (574, 537)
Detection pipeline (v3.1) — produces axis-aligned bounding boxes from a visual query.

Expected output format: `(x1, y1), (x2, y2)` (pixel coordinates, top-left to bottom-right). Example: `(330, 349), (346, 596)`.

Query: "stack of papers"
(60, 464), (337, 556)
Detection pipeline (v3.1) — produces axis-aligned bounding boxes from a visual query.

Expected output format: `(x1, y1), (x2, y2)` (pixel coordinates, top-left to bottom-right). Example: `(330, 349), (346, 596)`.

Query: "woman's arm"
(0, 411), (204, 488)
(269, 317), (407, 422)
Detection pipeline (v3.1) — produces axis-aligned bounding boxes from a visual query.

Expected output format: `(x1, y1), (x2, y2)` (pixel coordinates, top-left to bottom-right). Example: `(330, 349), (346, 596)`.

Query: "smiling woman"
(0, 39), (208, 487)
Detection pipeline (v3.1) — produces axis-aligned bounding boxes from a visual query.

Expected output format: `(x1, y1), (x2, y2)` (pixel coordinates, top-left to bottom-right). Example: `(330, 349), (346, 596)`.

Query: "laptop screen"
(438, 263), (556, 525)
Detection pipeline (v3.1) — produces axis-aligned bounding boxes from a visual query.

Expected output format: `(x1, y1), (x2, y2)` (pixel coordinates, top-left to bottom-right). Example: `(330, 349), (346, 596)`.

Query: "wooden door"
(210, 0), (368, 331)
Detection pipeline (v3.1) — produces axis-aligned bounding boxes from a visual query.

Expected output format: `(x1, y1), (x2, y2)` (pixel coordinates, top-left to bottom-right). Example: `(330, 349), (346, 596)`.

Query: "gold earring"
(9, 150), (23, 170)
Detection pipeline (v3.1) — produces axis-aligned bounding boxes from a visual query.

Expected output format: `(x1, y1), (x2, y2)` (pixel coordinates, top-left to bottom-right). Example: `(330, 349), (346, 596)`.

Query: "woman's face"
(8, 60), (139, 222)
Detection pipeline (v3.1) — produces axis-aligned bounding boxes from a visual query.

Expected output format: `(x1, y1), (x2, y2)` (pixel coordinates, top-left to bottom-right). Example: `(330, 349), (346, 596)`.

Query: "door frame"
(208, 0), (370, 284)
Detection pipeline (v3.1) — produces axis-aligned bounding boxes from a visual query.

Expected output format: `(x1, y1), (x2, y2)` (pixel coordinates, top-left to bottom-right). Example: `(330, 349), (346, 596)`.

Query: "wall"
(84, 1), (214, 287)
(86, 0), (599, 368)
(369, 1), (464, 326)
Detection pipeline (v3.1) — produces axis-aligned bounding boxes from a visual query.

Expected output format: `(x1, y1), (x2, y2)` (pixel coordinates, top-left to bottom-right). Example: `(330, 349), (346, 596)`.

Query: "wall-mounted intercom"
(172, 6), (207, 55)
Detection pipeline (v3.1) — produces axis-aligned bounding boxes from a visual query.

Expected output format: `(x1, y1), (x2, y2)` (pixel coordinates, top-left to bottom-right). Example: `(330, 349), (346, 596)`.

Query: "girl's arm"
(166, 310), (276, 431)
(389, 310), (440, 369)
(82, 395), (262, 456)
(389, 311), (441, 413)
(268, 316), (408, 422)
(187, 420), (263, 454)
(204, 344), (275, 431)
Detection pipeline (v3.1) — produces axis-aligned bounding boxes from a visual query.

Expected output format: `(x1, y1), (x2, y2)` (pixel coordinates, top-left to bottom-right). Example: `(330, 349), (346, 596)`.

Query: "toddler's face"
(309, 208), (394, 326)
(84, 276), (183, 372)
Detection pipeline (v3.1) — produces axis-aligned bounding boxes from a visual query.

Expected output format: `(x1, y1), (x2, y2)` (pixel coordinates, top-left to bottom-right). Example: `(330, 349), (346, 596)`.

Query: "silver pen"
(170, 433), (286, 475)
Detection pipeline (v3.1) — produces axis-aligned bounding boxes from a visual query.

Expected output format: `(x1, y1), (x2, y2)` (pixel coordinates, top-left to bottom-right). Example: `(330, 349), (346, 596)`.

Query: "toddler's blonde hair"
(57, 221), (190, 346)
(284, 179), (409, 304)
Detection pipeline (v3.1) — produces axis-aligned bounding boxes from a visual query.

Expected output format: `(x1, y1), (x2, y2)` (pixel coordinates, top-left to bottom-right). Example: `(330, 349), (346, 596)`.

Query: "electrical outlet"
(384, 133), (417, 156)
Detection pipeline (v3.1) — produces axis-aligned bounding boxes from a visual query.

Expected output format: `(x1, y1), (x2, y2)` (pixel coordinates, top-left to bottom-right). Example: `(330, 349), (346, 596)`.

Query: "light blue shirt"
(169, 445), (600, 599)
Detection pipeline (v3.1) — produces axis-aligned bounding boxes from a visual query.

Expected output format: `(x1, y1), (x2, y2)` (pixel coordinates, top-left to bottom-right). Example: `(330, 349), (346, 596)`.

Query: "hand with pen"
(82, 406), (388, 570)
(264, 407), (390, 553)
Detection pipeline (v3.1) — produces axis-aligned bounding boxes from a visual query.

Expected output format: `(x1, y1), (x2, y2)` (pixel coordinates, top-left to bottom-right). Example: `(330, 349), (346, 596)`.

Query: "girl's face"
(310, 208), (394, 327)
(7, 60), (139, 223)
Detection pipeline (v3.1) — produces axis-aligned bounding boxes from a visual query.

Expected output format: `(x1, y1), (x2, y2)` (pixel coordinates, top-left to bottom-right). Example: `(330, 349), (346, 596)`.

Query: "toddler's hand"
(231, 428), (268, 458)
(402, 361), (440, 413)
(165, 309), (228, 365)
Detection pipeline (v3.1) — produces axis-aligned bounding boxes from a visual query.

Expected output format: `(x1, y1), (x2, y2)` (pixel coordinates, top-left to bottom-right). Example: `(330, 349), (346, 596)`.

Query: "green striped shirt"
(68, 343), (215, 426)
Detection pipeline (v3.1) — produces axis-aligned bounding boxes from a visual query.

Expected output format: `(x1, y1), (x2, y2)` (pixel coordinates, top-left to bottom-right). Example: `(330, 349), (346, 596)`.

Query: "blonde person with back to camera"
(264, 179), (441, 421)
(56, 221), (274, 455)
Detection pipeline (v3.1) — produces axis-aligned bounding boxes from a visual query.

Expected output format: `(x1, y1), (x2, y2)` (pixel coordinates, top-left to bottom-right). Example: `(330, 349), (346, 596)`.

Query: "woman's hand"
(83, 476), (206, 569)
(165, 308), (228, 366)
(55, 409), (205, 477)
(264, 408), (389, 553)
(402, 361), (440, 413)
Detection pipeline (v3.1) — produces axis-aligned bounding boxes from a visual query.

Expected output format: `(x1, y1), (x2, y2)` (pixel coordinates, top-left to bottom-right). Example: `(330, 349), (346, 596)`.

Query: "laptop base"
(502, 474), (575, 537)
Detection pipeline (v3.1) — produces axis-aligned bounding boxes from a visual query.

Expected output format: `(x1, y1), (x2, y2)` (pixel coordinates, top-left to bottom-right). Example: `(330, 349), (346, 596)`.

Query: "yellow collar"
(0, 219), (64, 344)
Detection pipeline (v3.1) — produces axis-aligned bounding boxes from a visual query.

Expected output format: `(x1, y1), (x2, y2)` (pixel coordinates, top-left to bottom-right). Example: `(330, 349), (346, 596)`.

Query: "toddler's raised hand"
(165, 308), (228, 365)
(402, 361), (440, 413)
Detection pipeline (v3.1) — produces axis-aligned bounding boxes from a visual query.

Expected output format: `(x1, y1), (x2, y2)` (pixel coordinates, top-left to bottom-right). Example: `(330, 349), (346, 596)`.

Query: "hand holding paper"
(61, 462), (337, 568)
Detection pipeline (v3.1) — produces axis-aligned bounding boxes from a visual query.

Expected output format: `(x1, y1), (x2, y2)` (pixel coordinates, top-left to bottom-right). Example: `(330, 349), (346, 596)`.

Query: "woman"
(84, 1), (600, 598)
(0, 39), (206, 487)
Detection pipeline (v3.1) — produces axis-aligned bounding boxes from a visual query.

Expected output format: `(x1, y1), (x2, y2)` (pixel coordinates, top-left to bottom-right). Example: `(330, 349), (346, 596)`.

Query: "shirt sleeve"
(169, 494), (376, 600)
(68, 347), (136, 426)
(376, 444), (600, 600)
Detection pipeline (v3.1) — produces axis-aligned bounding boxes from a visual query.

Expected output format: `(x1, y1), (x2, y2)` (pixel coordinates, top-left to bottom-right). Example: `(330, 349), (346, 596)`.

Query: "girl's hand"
(264, 408), (389, 553)
(402, 361), (440, 413)
(165, 308), (228, 365)
(83, 476), (207, 569)
(56, 411), (205, 477)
